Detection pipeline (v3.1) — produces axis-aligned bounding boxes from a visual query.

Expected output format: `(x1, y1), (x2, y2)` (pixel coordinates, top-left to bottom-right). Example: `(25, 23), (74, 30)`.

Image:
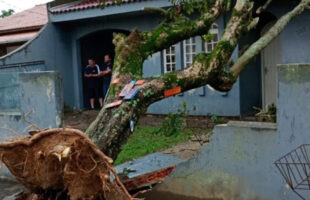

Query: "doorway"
(261, 21), (281, 107)
(80, 29), (129, 108)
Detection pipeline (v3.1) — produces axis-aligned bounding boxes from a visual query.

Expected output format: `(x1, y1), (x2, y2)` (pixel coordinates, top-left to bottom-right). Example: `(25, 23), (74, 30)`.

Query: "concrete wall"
(154, 64), (310, 199)
(0, 71), (63, 176)
(0, 24), (73, 107)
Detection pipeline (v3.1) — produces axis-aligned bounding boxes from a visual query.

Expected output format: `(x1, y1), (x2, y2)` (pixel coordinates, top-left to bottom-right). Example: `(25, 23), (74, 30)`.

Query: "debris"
(135, 80), (145, 85)
(116, 153), (183, 191)
(130, 118), (135, 133)
(112, 78), (120, 84)
(164, 86), (182, 98)
(124, 89), (140, 100)
(190, 134), (210, 145)
(104, 100), (123, 109)
(119, 81), (136, 97)
(0, 128), (134, 200)
(275, 144), (310, 200)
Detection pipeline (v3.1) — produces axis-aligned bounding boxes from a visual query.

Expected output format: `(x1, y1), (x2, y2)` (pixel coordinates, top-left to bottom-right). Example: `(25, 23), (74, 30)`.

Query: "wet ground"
(137, 190), (222, 200)
(0, 181), (22, 199)
(0, 181), (222, 200)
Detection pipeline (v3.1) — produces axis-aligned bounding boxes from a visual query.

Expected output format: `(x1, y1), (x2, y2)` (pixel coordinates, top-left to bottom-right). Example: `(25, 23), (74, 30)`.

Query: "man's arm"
(84, 68), (93, 78)
(99, 69), (111, 76)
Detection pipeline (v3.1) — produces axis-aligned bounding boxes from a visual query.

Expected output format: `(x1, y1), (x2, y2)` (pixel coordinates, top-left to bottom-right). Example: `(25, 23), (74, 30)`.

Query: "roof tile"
(0, 4), (47, 34)
(50, 0), (143, 14)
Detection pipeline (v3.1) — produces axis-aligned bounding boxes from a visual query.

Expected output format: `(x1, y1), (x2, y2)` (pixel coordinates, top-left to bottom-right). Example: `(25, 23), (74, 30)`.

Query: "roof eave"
(0, 25), (44, 36)
(48, 0), (171, 23)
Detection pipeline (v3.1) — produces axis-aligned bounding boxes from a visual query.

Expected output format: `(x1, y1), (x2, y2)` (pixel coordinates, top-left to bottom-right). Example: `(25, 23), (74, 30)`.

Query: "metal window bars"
(275, 144), (310, 200)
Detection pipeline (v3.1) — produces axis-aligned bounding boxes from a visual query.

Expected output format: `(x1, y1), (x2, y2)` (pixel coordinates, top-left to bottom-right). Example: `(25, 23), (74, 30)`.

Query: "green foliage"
(202, 33), (216, 42)
(163, 72), (178, 88)
(0, 9), (14, 18)
(169, 0), (215, 15)
(99, 0), (123, 9)
(254, 103), (277, 123)
(143, 88), (153, 98)
(154, 102), (187, 136)
(115, 125), (205, 165)
(194, 52), (210, 64)
(210, 114), (224, 124)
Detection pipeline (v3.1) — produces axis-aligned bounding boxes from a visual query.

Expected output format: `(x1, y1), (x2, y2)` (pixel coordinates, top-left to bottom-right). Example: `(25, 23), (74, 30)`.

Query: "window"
(183, 37), (196, 67)
(163, 45), (176, 73)
(205, 23), (219, 53)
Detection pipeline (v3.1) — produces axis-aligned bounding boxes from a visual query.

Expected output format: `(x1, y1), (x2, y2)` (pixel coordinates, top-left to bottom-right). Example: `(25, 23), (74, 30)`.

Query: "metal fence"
(275, 144), (310, 200)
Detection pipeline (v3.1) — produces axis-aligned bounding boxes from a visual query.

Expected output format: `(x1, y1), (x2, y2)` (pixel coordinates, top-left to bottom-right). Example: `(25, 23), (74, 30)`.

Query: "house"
(0, 0), (308, 116)
(0, 4), (47, 57)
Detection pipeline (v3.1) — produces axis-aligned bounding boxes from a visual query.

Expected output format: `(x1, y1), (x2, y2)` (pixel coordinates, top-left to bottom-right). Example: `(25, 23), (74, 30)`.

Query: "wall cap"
(225, 121), (277, 130)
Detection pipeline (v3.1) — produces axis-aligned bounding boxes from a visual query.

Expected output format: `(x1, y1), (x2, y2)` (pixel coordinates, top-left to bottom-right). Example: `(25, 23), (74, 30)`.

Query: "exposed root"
(0, 128), (137, 200)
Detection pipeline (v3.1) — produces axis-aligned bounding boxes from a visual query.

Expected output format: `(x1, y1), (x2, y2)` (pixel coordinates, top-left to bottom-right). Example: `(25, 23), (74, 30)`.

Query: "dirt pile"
(0, 128), (135, 200)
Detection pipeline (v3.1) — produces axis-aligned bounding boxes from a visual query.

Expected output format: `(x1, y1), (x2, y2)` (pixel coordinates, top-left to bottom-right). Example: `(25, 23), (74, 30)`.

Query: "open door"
(261, 21), (281, 107)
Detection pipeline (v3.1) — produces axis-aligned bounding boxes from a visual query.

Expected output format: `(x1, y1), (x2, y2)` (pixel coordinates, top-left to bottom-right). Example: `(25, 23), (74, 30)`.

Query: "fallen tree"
(0, 129), (132, 200)
(1, 0), (310, 199)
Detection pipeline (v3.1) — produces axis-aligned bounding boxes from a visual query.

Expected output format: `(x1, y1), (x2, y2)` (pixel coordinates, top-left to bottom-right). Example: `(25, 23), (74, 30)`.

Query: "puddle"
(137, 190), (222, 200)
(0, 181), (22, 199)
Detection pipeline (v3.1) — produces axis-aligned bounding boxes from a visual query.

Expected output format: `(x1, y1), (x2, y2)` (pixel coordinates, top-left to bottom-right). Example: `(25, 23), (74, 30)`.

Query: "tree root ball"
(0, 128), (135, 200)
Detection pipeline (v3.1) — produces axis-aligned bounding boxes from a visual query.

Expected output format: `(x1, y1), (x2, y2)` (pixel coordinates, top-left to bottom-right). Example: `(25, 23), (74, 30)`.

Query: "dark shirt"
(84, 65), (100, 88)
(101, 61), (113, 84)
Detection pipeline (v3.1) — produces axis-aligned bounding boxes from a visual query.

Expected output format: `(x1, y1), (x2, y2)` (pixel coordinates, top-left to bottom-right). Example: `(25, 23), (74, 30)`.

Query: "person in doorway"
(99, 54), (113, 99)
(84, 58), (102, 109)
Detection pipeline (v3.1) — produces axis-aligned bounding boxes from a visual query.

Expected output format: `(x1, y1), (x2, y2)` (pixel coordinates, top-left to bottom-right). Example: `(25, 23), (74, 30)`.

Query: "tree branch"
(111, 0), (233, 79)
(256, 0), (274, 14)
(230, 0), (310, 78)
(142, 7), (168, 16)
(139, 0), (257, 105)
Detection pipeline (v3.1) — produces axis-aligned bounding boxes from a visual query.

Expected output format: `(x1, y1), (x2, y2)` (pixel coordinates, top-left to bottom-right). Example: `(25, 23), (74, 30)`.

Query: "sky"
(0, 0), (52, 13)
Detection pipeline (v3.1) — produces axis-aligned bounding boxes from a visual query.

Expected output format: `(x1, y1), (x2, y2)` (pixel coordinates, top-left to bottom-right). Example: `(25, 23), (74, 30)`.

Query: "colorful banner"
(124, 89), (140, 100)
(104, 100), (123, 109)
(136, 80), (145, 85)
(119, 81), (136, 97)
(112, 78), (120, 84)
(164, 86), (182, 98)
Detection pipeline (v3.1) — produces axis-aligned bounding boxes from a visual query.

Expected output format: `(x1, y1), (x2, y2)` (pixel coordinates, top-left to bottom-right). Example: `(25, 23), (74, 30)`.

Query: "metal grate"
(275, 144), (310, 200)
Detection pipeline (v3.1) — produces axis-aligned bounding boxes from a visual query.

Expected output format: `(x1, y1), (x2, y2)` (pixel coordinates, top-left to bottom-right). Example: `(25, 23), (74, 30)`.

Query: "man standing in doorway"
(84, 58), (102, 109)
(99, 54), (113, 99)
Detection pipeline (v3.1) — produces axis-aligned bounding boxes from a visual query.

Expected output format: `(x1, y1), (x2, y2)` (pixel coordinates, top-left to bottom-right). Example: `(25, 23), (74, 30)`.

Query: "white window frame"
(183, 37), (197, 68)
(163, 45), (177, 73)
(205, 23), (219, 53)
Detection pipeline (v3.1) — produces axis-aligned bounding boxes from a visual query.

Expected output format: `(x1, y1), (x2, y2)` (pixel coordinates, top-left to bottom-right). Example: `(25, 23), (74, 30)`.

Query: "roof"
(50, 0), (146, 14)
(0, 31), (38, 45)
(0, 4), (48, 35)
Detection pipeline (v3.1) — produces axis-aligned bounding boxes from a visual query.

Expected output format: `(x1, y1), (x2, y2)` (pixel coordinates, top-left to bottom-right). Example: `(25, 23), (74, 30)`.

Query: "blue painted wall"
(154, 64), (310, 199)
(0, 23), (74, 107)
(0, 1), (309, 116)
